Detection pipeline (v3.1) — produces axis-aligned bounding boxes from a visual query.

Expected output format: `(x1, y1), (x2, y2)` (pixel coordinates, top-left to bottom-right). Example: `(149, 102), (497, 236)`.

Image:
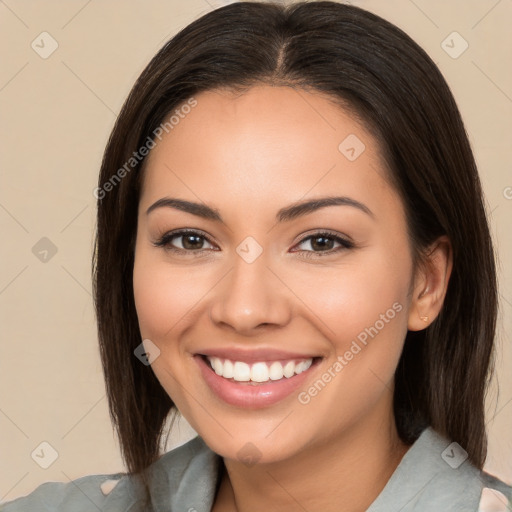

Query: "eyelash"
(152, 229), (354, 259)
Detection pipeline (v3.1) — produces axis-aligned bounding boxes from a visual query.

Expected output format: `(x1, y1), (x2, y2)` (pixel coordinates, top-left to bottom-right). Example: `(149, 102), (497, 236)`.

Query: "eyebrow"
(146, 196), (374, 222)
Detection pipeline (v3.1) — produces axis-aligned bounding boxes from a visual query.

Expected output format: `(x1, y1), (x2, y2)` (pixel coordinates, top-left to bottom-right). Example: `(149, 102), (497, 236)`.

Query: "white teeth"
(269, 361), (284, 380)
(295, 361), (306, 374)
(250, 362), (269, 383)
(223, 359), (234, 379)
(283, 361), (295, 378)
(295, 358), (312, 374)
(212, 357), (223, 376)
(206, 356), (314, 383)
(233, 361), (251, 382)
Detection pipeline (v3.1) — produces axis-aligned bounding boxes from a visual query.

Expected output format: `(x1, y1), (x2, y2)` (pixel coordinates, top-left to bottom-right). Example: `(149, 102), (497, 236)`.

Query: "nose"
(209, 253), (292, 335)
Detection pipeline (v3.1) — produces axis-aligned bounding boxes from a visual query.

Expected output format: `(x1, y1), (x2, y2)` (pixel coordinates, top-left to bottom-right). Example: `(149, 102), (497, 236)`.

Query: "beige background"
(0, 0), (511, 502)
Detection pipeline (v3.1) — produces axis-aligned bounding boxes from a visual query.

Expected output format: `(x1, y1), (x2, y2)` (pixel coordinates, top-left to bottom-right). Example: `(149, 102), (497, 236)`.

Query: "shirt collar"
(367, 426), (484, 511)
(146, 427), (485, 512)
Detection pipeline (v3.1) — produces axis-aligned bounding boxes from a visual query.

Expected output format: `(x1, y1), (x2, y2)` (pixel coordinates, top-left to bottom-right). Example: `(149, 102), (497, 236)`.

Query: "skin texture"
(132, 85), (452, 512)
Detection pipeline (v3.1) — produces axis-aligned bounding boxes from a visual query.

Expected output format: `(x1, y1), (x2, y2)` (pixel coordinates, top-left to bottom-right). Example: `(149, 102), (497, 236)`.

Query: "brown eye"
(154, 230), (216, 252)
(295, 232), (353, 254)
(299, 233), (353, 252)
(309, 235), (335, 251)
(181, 233), (206, 250)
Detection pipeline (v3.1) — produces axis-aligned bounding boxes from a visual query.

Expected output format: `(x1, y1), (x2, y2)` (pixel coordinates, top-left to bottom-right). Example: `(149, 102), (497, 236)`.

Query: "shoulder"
(479, 470), (512, 511)
(0, 436), (219, 512)
(0, 472), (130, 512)
(369, 427), (512, 511)
(415, 428), (512, 510)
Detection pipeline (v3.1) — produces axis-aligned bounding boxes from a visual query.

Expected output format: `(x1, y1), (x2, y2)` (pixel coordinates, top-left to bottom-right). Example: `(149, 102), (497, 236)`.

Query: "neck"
(214, 398), (410, 512)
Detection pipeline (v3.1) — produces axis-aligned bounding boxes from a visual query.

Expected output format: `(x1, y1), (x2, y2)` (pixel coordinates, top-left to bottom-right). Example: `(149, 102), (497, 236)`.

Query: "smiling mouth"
(200, 355), (322, 384)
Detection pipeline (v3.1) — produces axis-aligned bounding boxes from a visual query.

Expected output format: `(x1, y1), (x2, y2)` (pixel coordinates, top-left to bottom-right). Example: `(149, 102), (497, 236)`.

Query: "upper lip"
(196, 347), (319, 363)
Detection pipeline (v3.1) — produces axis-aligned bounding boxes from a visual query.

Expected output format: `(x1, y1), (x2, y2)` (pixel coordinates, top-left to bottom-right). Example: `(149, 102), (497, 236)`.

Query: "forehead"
(140, 85), (397, 219)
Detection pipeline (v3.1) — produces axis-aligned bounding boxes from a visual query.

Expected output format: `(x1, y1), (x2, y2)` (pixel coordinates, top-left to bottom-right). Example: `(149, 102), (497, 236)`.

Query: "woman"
(2, 1), (511, 511)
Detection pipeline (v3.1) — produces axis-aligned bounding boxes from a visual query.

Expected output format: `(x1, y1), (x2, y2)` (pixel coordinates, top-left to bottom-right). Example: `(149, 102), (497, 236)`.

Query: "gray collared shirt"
(2, 427), (511, 511)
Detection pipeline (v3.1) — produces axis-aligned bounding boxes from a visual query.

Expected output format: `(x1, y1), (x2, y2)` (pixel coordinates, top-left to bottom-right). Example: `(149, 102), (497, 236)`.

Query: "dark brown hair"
(93, 0), (497, 488)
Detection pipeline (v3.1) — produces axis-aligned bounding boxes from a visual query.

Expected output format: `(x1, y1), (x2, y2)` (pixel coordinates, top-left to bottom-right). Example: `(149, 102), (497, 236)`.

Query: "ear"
(408, 235), (453, 331)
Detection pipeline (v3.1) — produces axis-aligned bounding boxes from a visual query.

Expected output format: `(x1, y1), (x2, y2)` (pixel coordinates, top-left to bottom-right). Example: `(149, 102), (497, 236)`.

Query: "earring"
(420, 315), (429, 323)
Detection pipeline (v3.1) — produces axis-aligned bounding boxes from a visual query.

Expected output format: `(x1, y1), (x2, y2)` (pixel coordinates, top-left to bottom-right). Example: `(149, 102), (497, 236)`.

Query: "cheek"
(132, 250), (203, 406)
(132, 251), (205, 342)
(287, 248), (411, 352)
(291, 255), (410, 423)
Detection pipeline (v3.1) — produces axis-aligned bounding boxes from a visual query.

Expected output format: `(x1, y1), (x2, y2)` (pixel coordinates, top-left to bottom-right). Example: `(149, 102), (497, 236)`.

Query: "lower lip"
(195, 355), (319, 409)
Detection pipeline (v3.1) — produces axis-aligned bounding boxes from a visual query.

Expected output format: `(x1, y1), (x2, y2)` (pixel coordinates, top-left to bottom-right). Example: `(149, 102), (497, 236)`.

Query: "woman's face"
(133, 85), (416, 463)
